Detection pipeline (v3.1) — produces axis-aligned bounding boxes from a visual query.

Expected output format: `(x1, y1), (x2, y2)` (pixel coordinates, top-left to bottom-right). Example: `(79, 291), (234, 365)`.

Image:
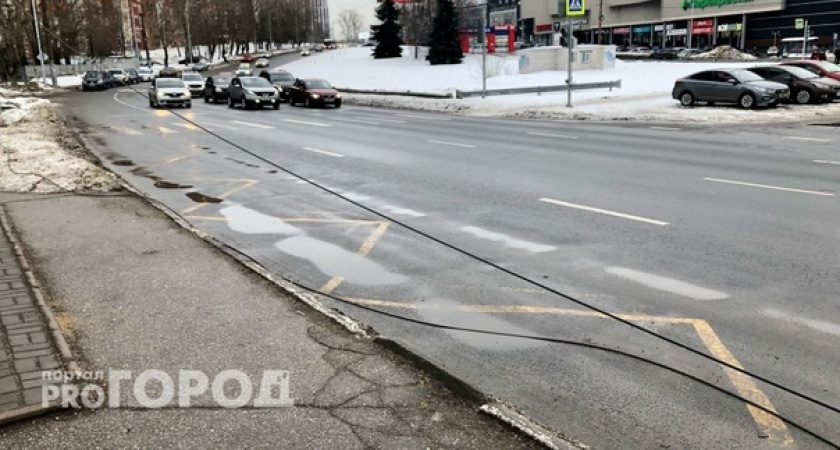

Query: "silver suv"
(227, 76), (280, 110)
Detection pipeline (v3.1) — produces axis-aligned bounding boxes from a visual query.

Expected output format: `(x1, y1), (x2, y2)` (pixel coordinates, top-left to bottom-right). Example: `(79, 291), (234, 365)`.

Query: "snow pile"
(691, 46), (758, 61)
(0, 100), (120, 193)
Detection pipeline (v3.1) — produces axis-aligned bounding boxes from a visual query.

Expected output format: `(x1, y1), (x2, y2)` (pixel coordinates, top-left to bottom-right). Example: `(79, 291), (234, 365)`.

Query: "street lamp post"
(185, 0), (193, 63)
(686, 0), (694, 51)
(30, 0), (46, 86)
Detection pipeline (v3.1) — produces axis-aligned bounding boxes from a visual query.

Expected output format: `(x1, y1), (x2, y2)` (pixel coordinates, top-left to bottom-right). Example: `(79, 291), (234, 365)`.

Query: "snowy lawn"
(0, 94), (119, 193)
(281, 46), (840, 123)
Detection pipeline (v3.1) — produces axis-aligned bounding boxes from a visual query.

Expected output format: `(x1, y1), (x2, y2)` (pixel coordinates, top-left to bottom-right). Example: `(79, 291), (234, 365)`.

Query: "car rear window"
(182, 74), (203, 81)
(269, 73), (294, 82)
(241, 78), (271, 87)
(304, 80), (333, 89)
(84, 71), (100, 79)
(156, 79), (185, 88)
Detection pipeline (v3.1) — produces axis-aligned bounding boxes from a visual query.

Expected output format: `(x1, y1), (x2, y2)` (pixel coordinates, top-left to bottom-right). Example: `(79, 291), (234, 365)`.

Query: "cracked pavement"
(0, 193), (539, 449)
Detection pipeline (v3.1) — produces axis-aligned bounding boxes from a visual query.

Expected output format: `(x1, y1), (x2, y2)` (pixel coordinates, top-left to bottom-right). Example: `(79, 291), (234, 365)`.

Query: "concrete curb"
(0, 207), (76, 426)
(70, 111), (584, 450)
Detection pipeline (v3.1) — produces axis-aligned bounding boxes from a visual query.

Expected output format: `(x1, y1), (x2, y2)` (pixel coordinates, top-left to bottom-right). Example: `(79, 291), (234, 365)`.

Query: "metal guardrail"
(455, 80), (622, 99)
(335, 88), (453, 99)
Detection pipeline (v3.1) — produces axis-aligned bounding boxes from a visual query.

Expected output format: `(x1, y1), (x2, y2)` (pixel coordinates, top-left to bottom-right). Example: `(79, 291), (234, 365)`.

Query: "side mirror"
(728, 79), (739, 85)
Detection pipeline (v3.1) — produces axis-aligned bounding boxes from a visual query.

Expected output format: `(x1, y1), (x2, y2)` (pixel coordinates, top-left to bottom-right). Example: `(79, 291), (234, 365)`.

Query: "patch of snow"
(0, 99), (119, 193)
(691, 45), (758, 61)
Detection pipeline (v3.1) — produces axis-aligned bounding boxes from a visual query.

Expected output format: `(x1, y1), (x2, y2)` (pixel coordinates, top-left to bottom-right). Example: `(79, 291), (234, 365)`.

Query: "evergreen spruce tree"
(372, 0), (404, 59)
(426, 0), (463, 65)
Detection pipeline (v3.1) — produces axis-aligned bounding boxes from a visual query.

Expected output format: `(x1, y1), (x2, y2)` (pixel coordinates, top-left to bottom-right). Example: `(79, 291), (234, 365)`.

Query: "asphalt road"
(57, 59), (840, 449)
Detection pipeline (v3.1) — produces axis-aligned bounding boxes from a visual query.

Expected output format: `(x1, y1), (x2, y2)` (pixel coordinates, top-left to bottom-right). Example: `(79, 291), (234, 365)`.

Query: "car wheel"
(794, 89), (813, 104)
(679, 91), (695, 107)
(305, 97), (312, 108)
(149, 98), (154, 108)
(241, 97), (248, 109)
(335, 101), (342, 108)
(289, 96), (295, 106)
(273, 103), (280, 110)
(738, 92), (756, 109)
(204, 94), (211, 103)
(185, 102), (192, 109)
(228, 96), (234, 108)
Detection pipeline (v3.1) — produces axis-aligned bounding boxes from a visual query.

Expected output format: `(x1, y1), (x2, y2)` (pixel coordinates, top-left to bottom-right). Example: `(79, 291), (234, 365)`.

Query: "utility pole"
(185, 0), (193, 62)
(30, 0), (46, 86)
(481, 7), (487, 98)
(686, 0), (694, 50)
(566, 15), (572, 107)
(597, 0), (603, 44)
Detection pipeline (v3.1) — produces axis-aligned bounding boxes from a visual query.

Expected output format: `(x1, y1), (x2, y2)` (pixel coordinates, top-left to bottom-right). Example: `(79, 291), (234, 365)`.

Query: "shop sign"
(535, 23), (553, 33)
(633, 25), (652, 33)
(613, 27), (631, 34)
(716, 23), (742, 32)
(654, 24), (674, 32)
(667, 28), (688, 36)
(682, 0), (755, 10)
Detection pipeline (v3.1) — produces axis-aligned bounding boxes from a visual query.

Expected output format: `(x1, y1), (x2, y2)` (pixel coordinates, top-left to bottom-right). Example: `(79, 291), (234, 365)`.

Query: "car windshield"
(84, 72), (100, 79)
(815, 61), (840, 72)
(156, 79), (185, 88)
(782, 66), (819, 79)
(239, 64), (250, 69)
(182, 74), (202, 81)
(731, 70), (763, 82)
(269, 73), (294, 82)
(304, 80), (333, 89)
(138, 68), (151, 73)
(241, 78), (271, 87)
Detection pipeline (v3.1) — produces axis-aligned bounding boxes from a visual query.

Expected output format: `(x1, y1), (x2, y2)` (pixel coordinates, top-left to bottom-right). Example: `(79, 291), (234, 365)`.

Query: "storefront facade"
(517, 0), (835, 51)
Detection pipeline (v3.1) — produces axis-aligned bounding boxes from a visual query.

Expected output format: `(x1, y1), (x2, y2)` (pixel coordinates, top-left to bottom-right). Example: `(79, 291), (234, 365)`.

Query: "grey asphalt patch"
(0, 194), (539, 449)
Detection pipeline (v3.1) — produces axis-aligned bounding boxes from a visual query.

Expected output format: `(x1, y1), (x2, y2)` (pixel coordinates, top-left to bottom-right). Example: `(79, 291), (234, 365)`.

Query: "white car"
(235, 63), (252, 76)
(148, 78), (191, 109)
(137, 67), (153, 82)
(108, 68), (130, 85)
(181, 71), (205, 96)
(254, 58), (269, 68)
(300, 48), (311, 57)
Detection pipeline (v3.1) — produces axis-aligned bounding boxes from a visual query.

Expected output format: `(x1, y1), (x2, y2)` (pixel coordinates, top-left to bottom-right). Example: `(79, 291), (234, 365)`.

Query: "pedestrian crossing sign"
(566, 0), (585, 16)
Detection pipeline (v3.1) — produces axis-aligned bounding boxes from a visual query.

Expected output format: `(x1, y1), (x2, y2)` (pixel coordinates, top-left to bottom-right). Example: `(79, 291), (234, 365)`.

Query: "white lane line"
(460, 226), (556, 254)
(325, 117), (380, 125)
(171, 122), (199, 130)
(703, 177), (834, 197)
(302, 147), (344, 158)
(158, 126), (178, 134)
(428, 139), (476, 148)
(762, 308), (840, 337)
(112, 91), (152, 113)
(650, 126), (681, 131)
(353, 115), (407, 123)
(539, 198), (669, 226)
(381, 205), (426, 217)
(109, 126), (142, 136)
(232, 120), (275, 129)
(783, 136), (830, 143)
(397, 114), (448, 121)
(526, 131), (578, 139)
(813, 160), (840, 165)
(201, 121), (240, 130)
(606, 267), (729, 301)
(282, 118), (331, 127)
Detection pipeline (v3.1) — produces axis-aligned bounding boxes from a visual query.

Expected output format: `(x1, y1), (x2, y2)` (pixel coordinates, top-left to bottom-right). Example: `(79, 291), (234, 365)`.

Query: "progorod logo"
(42, 369), (294, 409)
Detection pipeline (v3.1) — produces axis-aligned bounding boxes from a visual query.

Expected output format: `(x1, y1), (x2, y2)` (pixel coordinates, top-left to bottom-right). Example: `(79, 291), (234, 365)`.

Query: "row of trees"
(0, 0), (331, 79)
(372, 0), (464, 65)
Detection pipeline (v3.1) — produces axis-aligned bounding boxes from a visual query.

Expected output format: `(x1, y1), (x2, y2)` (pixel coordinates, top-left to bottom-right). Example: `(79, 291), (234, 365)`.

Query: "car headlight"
(335, 94), (341, 99)
(756, 87), (772, 93)
(813, 82), (829, 90)
(215, 87), (222, 93)
(184, 91), (191, 98)
(311, 94), (320, 99)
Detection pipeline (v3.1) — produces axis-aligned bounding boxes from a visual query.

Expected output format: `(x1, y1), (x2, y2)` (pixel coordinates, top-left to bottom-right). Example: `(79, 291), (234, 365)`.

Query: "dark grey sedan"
(672, 69), (790, 109)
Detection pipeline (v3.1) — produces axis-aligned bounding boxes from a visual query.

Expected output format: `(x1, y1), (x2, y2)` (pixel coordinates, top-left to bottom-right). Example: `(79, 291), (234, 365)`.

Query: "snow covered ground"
(282, 46), (840, 123)
(0, 91), (119, 193)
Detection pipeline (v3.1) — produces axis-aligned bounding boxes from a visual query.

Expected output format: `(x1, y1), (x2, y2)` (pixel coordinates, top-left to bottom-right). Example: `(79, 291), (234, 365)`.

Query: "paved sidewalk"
(0, 193), (540, 449)
(0, 207), (63, 422)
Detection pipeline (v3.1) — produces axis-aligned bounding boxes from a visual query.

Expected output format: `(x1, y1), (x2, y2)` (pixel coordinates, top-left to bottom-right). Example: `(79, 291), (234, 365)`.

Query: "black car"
(203, 75), (232, 103)
(155, 67), (181, 79)
(746, 65), (840, 104)
(126, 68), (141, 84)
(258, 69), (295, 102)
(178, 55), (202, 64)
(81, 71), (115, 91)
(650, 48), (679, 60)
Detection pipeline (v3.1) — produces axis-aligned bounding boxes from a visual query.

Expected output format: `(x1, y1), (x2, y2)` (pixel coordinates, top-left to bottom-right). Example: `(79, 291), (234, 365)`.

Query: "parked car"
(254, 58), (270, 68)
(314, 44), (324, 52)
(191, 61), (209, 72)
(140, 59), (164, 67)
(108, 68), (130, 85)
(649, 48), (680, 60)
(470, 44), (485, 54)
(235, 63), (252, 76)
(677, 48), (702, 59)
(126, 68), (141, 84)
(178, 55), (201, 64)
(81, 71), (114, 91)
(746, 65), (840, 104)
(155, 67), (181, 79)
(288, 78), (341, 108)
(766, 46), (780, 57)
(241, 53), (256, 62)
(148, 78), (191, 108)
(300, 48), (311, 56)
(780, 60), (840, 82)
(672, 68), (789, 109)
(203, 74), (232, 103)
(227, 76), (281, 109)
(258, 69), (296, 102)
(136, 67), (153, 82)
(181, 72), (205, 96)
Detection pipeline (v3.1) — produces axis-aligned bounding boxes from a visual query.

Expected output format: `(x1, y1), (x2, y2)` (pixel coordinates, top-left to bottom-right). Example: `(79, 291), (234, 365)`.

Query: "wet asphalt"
(54, 55), (840, 449)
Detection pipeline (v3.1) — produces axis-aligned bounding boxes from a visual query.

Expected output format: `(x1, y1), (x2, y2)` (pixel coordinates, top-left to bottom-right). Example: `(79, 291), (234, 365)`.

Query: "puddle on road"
(112, 159), (134, 166)
(154, 180), (194, 189)
(129, 166), (162, 182)
(186, 192), (223, 203)
(276, 236), (407, 285)
(267, 170), (278, 174)
(415, 299), (544, 351)
(219, 204), (303, 235)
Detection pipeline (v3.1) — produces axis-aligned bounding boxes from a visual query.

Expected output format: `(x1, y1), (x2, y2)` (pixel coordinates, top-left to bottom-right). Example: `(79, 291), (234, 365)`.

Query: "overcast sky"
(327, 0), (379, 39)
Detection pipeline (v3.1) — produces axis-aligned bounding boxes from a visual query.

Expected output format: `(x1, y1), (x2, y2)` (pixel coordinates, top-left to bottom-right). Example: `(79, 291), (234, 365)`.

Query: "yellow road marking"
(691, 320), (793, 445)
(320, 277), (345, 294)
(180, 179), (258, 214)
(357, 222), (390, 257)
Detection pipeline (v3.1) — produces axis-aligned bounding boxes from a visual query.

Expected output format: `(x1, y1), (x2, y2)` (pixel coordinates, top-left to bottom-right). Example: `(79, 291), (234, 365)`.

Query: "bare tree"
(336, 9), (363, 43)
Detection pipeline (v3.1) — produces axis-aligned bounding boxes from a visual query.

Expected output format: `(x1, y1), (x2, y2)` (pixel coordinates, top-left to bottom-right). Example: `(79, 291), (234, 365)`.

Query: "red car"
(288, 78), (342, 108)
(241, 53), (255, 63)
(780, 60), (840, 81)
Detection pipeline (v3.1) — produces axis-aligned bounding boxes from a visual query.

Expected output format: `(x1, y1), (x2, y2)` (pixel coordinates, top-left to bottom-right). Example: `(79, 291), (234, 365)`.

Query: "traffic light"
(560, 27), (573, 48)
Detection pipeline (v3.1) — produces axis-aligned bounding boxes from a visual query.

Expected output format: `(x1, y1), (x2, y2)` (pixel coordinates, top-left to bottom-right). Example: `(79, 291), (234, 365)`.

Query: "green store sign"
(682, 0), (754, 10)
